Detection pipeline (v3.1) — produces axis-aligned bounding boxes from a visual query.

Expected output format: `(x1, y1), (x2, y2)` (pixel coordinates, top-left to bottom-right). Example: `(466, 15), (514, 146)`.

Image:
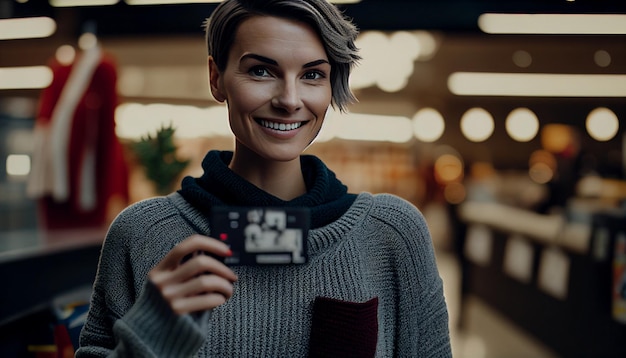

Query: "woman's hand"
(148, 234), (238, 315)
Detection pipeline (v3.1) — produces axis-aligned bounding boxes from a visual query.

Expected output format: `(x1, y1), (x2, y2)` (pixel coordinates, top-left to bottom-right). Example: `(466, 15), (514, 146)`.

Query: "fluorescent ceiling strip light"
(50, 0), (119, 6)
(448, 72), (626, 97)
(0, 17), (56, 40)
(478, 13), (626, 35)
(329, 112), (413, 143)
(126, 0), (357, 4)
(126, 0), (220, 4)
(0, 66), (53, 90)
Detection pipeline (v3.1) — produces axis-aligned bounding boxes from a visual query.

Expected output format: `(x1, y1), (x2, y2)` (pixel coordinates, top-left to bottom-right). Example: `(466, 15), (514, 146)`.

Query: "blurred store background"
(1, 0), (625, 357)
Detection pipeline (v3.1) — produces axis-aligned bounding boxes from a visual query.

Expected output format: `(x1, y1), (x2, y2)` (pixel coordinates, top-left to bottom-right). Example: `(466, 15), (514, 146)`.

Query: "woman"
(77, 0), (451, 356)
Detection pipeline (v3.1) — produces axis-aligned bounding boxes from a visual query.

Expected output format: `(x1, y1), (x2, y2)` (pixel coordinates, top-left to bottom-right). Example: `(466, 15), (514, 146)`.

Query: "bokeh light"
(505, 107), (539, 142)
(586, 107), (619, 141)
(413, 107), (445, 142)
(461, 108), (495, 142)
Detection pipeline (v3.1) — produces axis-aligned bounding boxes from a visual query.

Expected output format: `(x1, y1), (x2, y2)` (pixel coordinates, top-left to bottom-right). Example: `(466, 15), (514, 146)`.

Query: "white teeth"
(260, 120), (303, 131)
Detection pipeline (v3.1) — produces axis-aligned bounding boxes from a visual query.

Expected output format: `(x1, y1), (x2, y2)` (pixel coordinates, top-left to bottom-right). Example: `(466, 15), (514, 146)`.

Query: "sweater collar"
(178, 150), (356, 229)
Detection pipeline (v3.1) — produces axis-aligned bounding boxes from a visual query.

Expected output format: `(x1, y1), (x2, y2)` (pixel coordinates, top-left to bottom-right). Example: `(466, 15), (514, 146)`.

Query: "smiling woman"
(209, 15), (333, 169)
(76, 1), (452, 357)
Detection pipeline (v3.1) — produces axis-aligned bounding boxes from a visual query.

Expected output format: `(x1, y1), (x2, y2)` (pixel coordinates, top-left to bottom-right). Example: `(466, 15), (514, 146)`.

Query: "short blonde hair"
(205, 0), (360, 112)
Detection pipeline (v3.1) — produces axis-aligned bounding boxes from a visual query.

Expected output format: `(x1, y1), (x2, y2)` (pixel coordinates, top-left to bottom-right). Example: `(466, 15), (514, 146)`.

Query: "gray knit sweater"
(77, 192), (451, 357)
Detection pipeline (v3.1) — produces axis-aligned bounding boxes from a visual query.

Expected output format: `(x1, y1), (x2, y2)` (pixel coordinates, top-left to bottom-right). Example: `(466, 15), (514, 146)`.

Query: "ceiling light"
(351, 31), (419, 92)
(338, 114), (413, 143)
(0, 17), (56, 40)
(448, 72), (626, 97)
(55, 45), (76, 65)
(115, 103), (232, 139)
(0, 66), (53, 90)
(586, 107), (619, 142)
(512, 50), (532, 68)
(460, 108), (494, 142)
(319, 110), (413, 143)
(6, 154), (31, 177)
(594, 50), (611, 68)
(125, 0), (221, 4)
(478, 13), (626, 35)
(413, 108), (445, 143)
(125, 0), (357, 3)
(50, 0), (119, 6)
(505, 108), (539, 142)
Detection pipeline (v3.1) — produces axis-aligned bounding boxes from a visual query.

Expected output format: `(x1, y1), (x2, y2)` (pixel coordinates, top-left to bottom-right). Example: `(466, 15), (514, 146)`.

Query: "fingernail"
(226, 249), (233, 257)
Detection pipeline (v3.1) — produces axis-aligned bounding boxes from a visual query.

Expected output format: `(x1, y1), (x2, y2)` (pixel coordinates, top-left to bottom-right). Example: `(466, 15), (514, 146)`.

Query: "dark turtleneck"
(178, 150), (356, 229)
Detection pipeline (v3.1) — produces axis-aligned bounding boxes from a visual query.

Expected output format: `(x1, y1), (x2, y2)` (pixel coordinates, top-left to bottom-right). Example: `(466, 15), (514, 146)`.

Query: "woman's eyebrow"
(241, 53), (278, 66)
(241, 54), (329, 69)
(303, 59), (330, 68)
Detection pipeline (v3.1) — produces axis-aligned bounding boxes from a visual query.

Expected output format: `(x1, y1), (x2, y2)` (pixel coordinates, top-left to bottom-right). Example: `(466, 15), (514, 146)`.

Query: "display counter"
(455, 201), (626, 357)
(0, 229), (104, 355)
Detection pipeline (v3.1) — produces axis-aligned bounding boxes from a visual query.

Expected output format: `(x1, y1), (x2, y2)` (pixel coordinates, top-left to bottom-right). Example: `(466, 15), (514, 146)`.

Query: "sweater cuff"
(115, 280), (207, 357)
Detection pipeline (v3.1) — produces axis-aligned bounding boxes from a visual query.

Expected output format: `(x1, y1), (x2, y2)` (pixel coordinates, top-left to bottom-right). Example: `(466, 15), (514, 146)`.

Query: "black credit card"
(210, 206), (310, 265)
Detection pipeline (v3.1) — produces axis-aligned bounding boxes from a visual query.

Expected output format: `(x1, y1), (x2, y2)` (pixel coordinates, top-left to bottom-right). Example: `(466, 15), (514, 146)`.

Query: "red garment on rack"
(30, 47), (129, 230)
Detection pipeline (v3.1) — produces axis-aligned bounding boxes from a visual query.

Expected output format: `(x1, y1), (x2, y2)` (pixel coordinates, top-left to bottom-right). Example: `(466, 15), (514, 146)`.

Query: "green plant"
(132, 124), (189, 195)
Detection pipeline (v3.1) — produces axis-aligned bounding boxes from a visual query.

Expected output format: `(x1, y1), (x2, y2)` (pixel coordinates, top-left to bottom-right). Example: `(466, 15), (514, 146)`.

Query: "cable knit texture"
(77, 151), (451, 357)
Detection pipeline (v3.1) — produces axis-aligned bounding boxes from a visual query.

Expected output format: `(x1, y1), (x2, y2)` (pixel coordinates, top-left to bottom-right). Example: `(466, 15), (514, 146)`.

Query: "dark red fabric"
(53, 324), (75, 358)
(36, 52), (129, 230)
(308, 296), (379, 358)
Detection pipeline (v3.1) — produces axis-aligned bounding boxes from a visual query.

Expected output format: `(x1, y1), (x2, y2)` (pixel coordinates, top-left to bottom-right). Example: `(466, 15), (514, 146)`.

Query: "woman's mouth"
(258, 119), (306, 131)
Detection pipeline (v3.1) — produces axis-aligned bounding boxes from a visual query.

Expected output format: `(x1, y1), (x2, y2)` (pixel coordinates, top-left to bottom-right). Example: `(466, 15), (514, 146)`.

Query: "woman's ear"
(208, 56), (226, 103)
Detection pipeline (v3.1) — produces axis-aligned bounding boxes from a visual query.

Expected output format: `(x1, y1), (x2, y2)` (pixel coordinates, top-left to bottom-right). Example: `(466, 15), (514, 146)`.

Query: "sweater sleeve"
(76, 203), (208, 357)
(372, 194), (452, 357)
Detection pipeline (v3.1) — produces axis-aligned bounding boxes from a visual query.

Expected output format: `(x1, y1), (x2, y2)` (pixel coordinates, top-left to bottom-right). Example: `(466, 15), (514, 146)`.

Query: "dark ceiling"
(4, 0), (626, 37)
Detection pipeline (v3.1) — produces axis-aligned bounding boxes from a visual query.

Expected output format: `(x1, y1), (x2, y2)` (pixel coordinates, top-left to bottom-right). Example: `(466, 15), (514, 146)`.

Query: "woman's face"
(209, 15), (332, 163)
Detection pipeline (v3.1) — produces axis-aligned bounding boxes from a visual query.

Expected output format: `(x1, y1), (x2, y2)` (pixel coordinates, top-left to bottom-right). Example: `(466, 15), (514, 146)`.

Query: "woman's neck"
(228, 150), (307, 201)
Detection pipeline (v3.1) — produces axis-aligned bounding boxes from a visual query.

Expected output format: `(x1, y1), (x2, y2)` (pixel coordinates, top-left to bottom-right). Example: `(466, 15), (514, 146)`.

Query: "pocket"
(308, 296), (379, 358)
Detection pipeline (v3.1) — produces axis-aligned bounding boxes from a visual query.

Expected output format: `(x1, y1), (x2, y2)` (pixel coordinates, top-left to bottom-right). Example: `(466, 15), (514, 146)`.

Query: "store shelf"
(0, 231), (103, 355)
(455, 202), (626, 357)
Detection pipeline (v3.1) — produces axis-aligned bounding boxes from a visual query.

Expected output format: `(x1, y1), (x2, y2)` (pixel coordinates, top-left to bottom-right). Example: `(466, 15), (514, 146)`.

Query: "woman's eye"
(249, 67), (270, 77)
(303, 71), (325, 80)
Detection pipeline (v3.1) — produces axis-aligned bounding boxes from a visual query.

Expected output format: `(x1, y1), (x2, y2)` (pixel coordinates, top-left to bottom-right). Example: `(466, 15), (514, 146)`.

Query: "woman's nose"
(271, 79), (303, 113)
